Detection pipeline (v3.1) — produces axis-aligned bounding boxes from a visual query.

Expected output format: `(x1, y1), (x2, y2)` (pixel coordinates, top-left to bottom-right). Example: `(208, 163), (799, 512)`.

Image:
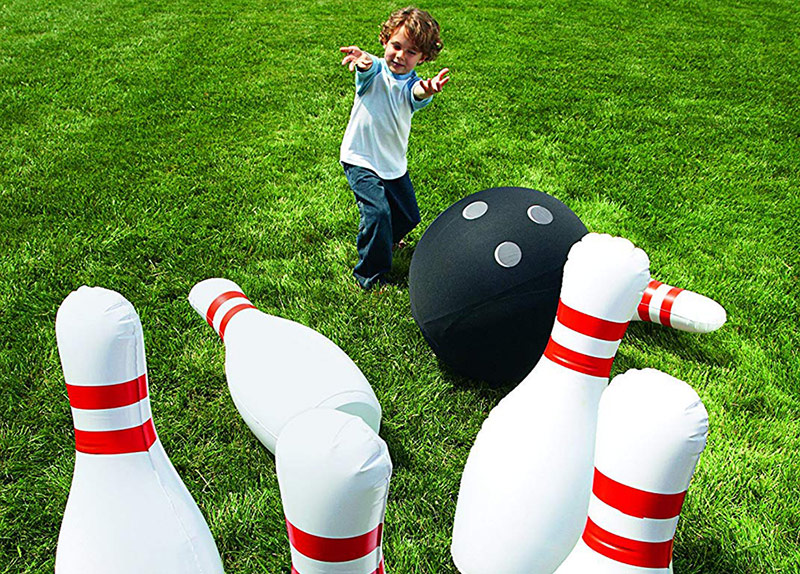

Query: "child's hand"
(340, 46), (373, 72)
(416, 68), (451, 98)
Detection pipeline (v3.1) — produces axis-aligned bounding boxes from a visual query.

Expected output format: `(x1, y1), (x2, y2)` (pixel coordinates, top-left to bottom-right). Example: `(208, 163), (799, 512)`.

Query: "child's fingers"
(340, 45), (360, 54)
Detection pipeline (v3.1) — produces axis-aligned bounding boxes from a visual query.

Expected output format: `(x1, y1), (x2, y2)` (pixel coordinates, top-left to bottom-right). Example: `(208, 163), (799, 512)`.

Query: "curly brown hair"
(379, 7), (443, 62)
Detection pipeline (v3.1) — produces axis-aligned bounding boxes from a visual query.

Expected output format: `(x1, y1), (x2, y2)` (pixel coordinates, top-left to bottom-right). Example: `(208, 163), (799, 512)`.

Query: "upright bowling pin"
(633, 279), (726, 333)
(276, 408), (392, 574)
(188, 278), (381, 453)
(55, 286), (225, 574)
(554, 368), (709, 574)
(451, 234), (650, 574)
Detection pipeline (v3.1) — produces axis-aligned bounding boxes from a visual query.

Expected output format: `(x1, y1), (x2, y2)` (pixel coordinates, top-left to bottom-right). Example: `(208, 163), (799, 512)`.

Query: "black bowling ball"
(409, 187), (588, 386)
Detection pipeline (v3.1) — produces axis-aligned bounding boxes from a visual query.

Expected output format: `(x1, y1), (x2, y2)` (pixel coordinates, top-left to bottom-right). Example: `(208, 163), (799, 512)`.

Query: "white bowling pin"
(554, 368), (709, 574)
(451, 234), (650, 574)
(632, 279), (726, 333)
(188, 278), (381, 454)
(55, 286), (225, 574)
(276, 408), (391, 574)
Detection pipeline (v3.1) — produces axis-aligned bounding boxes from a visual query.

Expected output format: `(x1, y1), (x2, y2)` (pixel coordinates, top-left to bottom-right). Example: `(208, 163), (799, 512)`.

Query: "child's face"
(382, 25), (425, 75)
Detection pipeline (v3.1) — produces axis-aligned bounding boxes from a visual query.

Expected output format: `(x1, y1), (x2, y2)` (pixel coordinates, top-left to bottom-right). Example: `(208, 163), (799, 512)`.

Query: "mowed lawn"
(1, 0), (798, 572)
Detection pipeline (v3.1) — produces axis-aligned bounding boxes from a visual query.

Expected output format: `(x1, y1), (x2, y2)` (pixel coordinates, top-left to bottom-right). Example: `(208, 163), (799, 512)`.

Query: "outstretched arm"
(413, 68), (450, 100)
(340, 46), (373, 72)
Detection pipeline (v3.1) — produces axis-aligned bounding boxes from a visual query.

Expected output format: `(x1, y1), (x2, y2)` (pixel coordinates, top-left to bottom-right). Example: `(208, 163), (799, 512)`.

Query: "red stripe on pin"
(543, 339), (615, 378)
(556, 302), (629, 341)
(582, 517), (673, 569)
(659, 287), (683, 328)
(593, 469), (687, 519)
(66, 374), (148, 410)
(74, 418), (157, 455)
(637, 280), (663, 322)
(218, 303), (256, 341)
(286, 519), (383, 563)
(205, 291), (249, 328)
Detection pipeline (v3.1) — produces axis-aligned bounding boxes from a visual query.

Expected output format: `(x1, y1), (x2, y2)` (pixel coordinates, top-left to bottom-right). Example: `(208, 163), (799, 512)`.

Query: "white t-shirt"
(340, 54), (432, 180)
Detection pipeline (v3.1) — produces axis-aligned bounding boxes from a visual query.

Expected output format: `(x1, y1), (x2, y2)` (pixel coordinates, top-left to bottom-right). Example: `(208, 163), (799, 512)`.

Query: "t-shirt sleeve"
(356, 54), (381, 96)
(408, 79), (433, 112)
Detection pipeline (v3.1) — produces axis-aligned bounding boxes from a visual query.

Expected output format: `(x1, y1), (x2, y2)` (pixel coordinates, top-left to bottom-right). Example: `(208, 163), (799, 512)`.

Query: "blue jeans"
(343, 163), (421, 289)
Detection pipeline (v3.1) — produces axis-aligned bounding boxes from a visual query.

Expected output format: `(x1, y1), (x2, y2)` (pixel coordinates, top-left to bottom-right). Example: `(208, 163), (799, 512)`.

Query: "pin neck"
(67, 373), (157, 455)
(205, 290), (256, 340)
(286, 518), (383, 563)
(638, 281), (684, 326)
(543, 300), (630, 378)
(592, 469), (687, 519)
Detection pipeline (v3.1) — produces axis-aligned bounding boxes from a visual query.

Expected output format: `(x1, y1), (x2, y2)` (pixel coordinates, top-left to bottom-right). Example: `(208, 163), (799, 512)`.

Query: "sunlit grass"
(1, 0), (798, 572)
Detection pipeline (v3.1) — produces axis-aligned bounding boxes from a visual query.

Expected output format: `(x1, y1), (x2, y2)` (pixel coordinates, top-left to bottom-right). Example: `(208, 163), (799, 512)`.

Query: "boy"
(340, 7), (450, 290)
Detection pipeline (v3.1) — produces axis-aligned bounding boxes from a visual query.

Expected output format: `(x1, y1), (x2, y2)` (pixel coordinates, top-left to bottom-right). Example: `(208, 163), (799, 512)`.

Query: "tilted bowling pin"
(632, 279), (726, 333)
(451, 234), (650, 574)
(188, 278), (381, 453)
(55, 286), (225, 574)
(276, 408), (392, 574)
(554, 368), (709, 574)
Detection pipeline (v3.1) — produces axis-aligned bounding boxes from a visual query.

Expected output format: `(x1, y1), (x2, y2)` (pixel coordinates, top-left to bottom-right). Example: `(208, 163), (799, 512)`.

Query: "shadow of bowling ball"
(409, 187), (588, 387)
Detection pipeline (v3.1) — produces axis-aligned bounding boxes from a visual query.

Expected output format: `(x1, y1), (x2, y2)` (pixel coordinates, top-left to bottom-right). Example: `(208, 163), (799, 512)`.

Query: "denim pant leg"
(343, 164), (393, 289)
(384, 172), (421, 243)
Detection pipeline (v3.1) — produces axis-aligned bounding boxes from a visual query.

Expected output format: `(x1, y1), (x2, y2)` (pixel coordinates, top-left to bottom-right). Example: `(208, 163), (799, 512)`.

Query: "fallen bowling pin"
(451, 233), (650, 574)
(188, 278), (381, 454)
(276, 408), (392, 574)
(633, 279), (726, 333)
(554, 368), (709, 574)
(55, 286), (225, 574)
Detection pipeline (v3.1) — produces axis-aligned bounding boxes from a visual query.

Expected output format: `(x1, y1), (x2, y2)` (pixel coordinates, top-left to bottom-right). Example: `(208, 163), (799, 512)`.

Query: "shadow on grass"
(627, 322), (737, 367)
(386, 244), (416, 288)
(379, 421), (413, 471)
(437, 359), (511, 404)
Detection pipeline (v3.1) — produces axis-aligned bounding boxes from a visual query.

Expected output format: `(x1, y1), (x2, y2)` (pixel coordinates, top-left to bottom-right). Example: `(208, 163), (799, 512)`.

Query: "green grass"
(1, 0), (798, 572)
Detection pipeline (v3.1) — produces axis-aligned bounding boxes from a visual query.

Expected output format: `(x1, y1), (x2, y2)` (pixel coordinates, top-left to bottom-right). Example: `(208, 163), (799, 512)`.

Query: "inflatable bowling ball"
(409, 187), (587, 386)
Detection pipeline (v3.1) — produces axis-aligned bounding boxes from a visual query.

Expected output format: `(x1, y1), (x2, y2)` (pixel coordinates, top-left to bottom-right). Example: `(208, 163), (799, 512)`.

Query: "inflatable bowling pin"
(188, 278), (381, 453)
(55, 286), (225, 574)
(276, 408), (391, 574)
(451, 234), (650, 574)
(633, 279), (726, 333)
(554, 368), (709, 574)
